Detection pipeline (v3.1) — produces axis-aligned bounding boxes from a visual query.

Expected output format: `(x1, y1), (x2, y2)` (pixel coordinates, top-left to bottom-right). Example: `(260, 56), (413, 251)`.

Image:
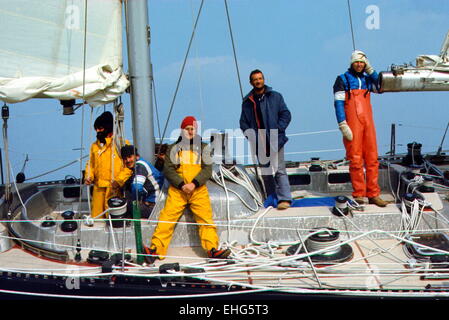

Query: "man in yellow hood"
(84, 111), (132, 218)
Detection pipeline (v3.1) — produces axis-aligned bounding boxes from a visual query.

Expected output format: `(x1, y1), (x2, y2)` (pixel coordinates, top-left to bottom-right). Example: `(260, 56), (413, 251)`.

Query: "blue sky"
(3, 0), (449, 182)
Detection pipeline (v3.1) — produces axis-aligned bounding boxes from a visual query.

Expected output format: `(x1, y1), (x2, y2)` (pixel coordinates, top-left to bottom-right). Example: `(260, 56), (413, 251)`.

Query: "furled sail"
(380, 30), (449, 92)
(0, 0), (128, 106)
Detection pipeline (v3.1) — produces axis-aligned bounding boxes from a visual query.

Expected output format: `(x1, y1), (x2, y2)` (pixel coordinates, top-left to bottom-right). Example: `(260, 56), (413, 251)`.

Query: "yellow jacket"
(85, 136), (132, 188)
(163, 140), (212, 189)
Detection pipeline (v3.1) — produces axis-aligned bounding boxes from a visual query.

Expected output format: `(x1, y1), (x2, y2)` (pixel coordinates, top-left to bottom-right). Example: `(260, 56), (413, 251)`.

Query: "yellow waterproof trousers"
(91, 186), (120, 219)
(150, 184), (219, 258)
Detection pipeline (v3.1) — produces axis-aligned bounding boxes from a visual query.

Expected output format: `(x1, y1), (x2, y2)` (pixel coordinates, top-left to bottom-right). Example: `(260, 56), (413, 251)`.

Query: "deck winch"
(309, 157), (323, 172)
(107, 197), (128, 228)
(404, 233), (449, 265)
(419, 176), (435, 193)
(405, 164), (425, 181)
(332, 196), (350, 216)
(402, 142), (424, 167)
(60, 210), (78, 232)
(402, 193), (424, 214)
(87, 250), (110, 265)
(41, 216), (56, 228)
(286, 227), (353, 264)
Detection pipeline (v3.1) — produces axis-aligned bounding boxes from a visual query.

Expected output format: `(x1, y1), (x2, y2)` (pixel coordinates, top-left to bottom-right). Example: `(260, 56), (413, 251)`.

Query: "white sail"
(0, 0), (128, 106)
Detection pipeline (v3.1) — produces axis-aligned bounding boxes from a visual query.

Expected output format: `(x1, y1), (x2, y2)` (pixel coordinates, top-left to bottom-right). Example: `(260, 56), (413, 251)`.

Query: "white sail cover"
(416, 55), (449, 72)
(0, 0), (129, 106)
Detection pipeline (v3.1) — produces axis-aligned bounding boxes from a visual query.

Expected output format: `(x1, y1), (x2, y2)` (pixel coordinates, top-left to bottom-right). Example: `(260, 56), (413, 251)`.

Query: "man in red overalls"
(332, 50), (388, 207)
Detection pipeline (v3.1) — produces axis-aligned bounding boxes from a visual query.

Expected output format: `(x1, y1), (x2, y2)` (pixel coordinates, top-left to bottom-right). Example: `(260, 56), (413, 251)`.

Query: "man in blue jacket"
(119, 145), (164, 218)
(240, 69), (292, 210)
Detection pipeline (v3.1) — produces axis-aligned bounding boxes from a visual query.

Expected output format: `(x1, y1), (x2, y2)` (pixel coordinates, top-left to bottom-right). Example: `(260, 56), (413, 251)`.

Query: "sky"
(2, 0), (449, 183)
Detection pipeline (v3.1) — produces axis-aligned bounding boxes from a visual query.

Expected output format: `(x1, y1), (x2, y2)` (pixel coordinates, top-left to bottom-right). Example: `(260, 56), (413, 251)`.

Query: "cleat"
(277, 201), (291, 210)
(143, 245), (158, 265)
(368, 196), (388, 207)
(207, 248), (231, 259)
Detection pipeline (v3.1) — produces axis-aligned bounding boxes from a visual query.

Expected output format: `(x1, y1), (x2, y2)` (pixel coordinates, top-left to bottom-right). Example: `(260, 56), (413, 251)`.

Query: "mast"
(124, 0), (155, 163)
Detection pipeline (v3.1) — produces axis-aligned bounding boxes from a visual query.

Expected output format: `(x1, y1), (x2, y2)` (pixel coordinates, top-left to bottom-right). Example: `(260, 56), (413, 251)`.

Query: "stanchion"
(132, 200), (144, 264)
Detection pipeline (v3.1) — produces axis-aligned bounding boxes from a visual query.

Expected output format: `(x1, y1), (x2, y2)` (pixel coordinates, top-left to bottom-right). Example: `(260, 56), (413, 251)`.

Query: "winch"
(403, 233), (449, 266)
(60, 210), (78, 232)
(286, 227), (353, 264)
(332, 196), (350, 216)
(402, 193), (424, 214)
(309, 157), (323, 172)
(87, 250), (110, 265)
(402, 142), (424, 166)
(107, 197), (128, 228)
(419, 176), (435, 193)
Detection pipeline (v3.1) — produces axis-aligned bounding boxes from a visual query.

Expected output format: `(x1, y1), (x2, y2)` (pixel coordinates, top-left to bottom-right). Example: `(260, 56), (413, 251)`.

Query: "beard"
(96, 131), (107, 144)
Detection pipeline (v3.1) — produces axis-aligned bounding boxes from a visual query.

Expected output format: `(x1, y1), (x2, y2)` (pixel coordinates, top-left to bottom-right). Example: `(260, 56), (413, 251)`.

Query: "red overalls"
(343, 89), (380, 198)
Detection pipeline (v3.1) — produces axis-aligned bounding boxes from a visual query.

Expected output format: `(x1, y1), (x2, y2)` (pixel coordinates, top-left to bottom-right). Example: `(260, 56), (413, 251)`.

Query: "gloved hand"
(338, 121), (353, 141)
(364, 57), (374, 75)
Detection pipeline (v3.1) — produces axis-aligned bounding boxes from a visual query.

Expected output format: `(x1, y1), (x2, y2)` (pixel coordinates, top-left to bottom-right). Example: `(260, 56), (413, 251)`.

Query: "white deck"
(0, 236), (443, 295)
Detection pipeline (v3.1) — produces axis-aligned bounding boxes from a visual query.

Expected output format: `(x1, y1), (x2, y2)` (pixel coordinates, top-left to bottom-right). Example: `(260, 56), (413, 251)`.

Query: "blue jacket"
(129, 158), (164, 203)
(333, 69), (380, 123)
(240, 86), (291, 151)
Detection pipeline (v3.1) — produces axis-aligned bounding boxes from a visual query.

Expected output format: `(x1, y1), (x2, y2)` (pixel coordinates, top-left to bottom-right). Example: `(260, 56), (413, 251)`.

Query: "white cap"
(350, 50), (367, 65)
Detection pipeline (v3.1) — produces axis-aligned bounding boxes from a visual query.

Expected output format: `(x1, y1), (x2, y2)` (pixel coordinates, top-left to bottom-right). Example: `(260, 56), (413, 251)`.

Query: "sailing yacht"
(0, 0), (448, 300)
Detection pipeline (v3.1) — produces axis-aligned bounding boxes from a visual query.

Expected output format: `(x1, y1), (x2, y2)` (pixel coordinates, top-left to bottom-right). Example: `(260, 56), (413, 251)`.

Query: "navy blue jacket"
(126, 158), (164, 203)
(240, 86), (291, 151)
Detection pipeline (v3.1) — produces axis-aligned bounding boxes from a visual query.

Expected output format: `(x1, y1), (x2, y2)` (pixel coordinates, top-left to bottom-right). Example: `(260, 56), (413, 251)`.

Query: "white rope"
(108, 212), (118, 253)
(218, 165), (232, 242)
(211, 164), (263, 212)
(4, 170), (449, 291)
(337, 206), (406, 265)
(2, 225), (449, 291)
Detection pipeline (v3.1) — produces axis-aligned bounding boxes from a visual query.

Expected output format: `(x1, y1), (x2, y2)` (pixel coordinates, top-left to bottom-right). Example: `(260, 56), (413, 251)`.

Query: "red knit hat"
(180, 116), (198, 129)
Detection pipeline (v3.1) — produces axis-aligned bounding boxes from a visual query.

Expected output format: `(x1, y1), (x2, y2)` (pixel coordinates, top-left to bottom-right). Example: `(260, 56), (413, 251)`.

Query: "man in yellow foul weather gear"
(84, 111), (132, 219)
(143, 116), (231, 264)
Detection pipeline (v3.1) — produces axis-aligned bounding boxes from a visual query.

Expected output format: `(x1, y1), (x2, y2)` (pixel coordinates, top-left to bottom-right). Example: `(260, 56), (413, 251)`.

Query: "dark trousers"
(124, 190), (155, 219)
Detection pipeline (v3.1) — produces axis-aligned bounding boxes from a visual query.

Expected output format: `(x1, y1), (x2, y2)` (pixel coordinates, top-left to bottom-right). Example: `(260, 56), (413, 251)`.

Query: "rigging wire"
(79, 0), (89, 199)
(346, 0), (356, 51)
(159, 0), (205, 146)
(24, 155), (89, 182)
(86, 106), (94, 213)
(224, 0), (244, 100)
(190, 0), (205, 126)
(1, 104), (11, 205)
(74, 0), (89, 254)
(437, 120), (449, 155)
(152, 78), (162, 150)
